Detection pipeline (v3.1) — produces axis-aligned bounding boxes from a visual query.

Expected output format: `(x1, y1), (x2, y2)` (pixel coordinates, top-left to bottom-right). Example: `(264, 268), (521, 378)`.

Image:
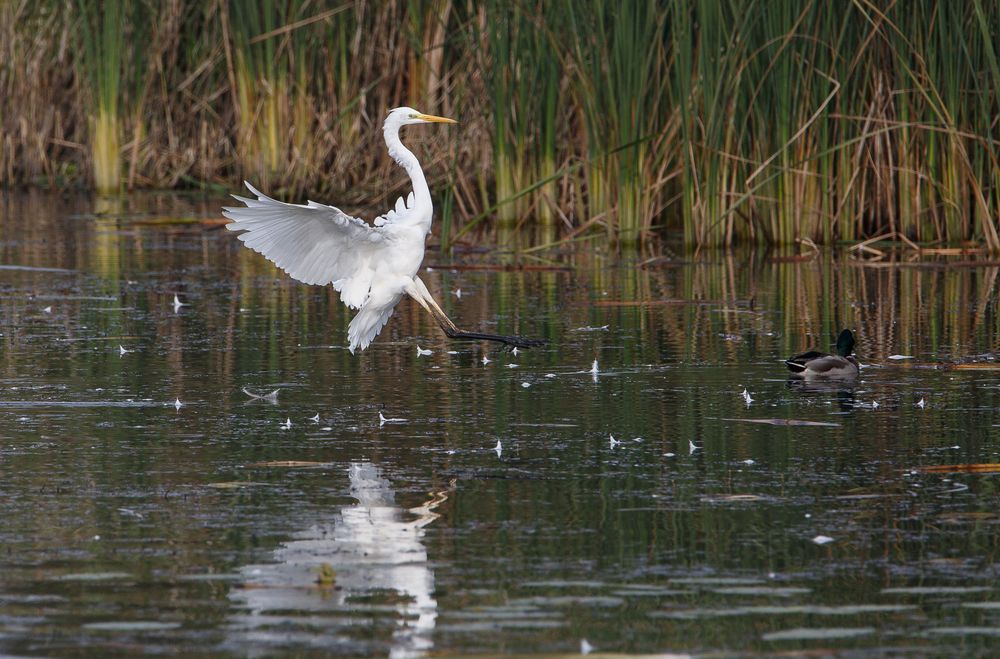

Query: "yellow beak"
(416, 113), (458, 124)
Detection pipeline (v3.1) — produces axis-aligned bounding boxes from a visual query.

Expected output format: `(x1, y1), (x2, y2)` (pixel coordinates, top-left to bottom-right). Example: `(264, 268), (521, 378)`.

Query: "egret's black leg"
(405, 276), (547, 349)
(439, 324), (547, 349)
(427, 305), (546, 349)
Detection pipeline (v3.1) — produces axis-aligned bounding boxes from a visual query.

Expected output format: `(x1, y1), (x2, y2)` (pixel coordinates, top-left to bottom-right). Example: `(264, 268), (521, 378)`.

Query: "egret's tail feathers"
(347, 302), (397, 353)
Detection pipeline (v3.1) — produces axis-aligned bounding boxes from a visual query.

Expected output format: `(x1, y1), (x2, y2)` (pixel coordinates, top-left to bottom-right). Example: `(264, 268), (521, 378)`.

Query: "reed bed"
(3, 0), (1000, 250)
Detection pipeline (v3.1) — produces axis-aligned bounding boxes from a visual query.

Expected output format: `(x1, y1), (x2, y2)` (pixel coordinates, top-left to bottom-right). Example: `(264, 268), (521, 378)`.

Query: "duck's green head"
(835, 329), (856, 357)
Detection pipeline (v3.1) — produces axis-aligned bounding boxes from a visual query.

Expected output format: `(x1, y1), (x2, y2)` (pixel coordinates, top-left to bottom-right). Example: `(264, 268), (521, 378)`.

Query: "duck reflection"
(229, 462), (446, 657)
(786, 377), (858, 411)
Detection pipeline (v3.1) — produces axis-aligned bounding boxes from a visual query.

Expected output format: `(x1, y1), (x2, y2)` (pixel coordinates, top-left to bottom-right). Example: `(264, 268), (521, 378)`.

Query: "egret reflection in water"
(228, 463), (444, 657)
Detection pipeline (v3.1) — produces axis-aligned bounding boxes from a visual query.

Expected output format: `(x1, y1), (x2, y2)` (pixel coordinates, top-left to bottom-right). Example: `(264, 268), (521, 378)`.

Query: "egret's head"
(386, 106), (458, 128)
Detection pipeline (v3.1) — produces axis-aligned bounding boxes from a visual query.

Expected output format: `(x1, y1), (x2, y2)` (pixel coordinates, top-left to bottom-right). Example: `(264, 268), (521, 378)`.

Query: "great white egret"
(223, 106), (544, 353)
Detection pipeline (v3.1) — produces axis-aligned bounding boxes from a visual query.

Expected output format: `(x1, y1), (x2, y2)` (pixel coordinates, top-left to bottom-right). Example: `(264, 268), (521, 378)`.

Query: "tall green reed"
(8, 0), (1000, 251)
(227, 0), (288, 187)
(76, 0), (126, 193)
(564, 0), (668, 248)
(670, 0), (742, 247)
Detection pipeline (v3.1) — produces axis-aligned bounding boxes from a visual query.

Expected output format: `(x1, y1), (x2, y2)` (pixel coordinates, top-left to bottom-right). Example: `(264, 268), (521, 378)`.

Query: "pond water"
(1, 190), (999, 656)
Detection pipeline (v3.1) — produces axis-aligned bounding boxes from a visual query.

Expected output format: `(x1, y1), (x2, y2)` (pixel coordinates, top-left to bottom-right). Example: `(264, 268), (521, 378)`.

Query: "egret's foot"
(443, 328), (547, 349)
(502, 335), (548, 349)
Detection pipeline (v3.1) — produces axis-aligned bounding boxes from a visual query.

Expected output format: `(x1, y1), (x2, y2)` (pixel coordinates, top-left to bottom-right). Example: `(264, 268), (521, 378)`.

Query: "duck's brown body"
(785, 329), (859, 379)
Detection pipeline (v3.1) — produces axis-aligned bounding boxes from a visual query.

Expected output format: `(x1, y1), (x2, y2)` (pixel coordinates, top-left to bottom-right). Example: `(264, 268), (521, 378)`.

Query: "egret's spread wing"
(223, 182), (387, 308)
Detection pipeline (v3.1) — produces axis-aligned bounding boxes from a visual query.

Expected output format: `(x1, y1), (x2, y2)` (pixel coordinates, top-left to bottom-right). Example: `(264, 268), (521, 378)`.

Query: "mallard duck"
(785, 329), (859, 379)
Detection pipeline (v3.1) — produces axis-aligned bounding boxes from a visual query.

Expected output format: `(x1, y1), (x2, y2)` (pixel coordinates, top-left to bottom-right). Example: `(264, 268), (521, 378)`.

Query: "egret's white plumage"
(224, 107), (543, 353)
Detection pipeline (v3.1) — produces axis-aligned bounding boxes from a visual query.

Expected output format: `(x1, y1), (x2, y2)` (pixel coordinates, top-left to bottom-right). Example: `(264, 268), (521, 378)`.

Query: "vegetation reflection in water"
(0, 191), (999, 655)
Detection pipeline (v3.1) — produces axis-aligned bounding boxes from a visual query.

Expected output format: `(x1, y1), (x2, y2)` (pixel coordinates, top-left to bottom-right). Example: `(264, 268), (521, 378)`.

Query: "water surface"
(1, 191), (999, 655)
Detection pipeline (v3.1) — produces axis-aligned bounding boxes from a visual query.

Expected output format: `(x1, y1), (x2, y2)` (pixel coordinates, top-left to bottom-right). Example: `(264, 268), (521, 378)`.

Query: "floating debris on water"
(379, 411), (406, 426)
(918, 463), (1000, 474)
(315, 563), (337, 586)
(246, 460), (328, 468)
(242, 387), (279, 402)
(762, 627), (873, 642)
(723, 418), (841, 428)
(881, 586), (992, 595)
(573, 325), (609, 332)
(50, 571), (133, 582)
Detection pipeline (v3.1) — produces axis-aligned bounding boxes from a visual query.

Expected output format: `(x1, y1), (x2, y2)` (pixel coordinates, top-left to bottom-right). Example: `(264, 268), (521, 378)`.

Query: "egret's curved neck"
(384, 123), (430, 211)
